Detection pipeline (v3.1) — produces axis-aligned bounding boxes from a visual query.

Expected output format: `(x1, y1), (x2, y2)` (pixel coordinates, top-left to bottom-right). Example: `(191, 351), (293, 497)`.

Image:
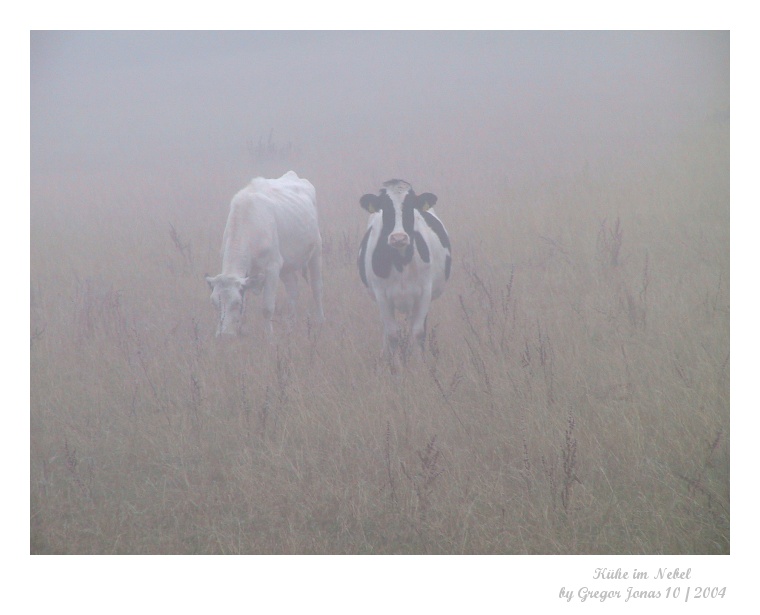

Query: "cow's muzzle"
(389, 232), (410, 249)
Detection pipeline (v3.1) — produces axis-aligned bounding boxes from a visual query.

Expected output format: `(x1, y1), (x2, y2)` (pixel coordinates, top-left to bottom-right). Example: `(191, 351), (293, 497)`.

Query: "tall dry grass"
(30, 121), (728, 554)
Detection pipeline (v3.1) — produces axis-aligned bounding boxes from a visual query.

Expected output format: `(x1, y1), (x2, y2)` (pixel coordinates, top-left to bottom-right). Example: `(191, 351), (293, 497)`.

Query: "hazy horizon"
(32, 31), (728, 186)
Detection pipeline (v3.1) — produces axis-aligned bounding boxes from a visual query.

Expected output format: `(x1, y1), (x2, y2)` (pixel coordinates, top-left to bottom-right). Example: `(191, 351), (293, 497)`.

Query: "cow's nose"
(389, 232), (410, 248)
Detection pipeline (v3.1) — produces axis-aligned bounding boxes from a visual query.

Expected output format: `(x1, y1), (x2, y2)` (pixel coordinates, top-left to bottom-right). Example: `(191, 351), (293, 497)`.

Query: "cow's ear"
(240, 276), (251, 289)
(360, 194), (380, 213)
(205, 274), (218, 290)
(416, 192), (438, 211)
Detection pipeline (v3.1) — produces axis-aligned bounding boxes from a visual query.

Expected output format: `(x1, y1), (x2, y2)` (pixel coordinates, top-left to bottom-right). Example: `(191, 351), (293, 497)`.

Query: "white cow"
(206, 171), (324, 336)
(358, 179), (451, 360)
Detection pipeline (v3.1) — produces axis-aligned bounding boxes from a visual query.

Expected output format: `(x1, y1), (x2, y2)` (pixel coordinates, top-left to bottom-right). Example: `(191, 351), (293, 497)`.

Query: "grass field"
(30, 110), (728, 554)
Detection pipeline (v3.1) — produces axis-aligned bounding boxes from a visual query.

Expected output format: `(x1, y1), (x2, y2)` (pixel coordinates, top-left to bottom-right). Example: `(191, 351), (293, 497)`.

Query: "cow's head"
(360, 179), (437, 252)
(206, 273), (250, 336)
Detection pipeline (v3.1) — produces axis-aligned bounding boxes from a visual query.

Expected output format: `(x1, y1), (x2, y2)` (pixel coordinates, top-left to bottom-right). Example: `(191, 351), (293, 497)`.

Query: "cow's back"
(221, 173), (318, 272)
(250, 173), (320, 267)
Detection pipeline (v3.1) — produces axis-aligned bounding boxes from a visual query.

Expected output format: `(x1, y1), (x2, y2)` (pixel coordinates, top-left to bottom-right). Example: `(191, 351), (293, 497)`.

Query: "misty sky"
(31, 31), (728, 183)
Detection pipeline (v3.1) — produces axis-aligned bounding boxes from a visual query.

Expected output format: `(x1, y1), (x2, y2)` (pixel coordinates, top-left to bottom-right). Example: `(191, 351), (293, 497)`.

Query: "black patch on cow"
(358, 228), (371, 287)
(414, 232), (430, 263)
(420, 210), (450, 250)
(360, 193), (379, 212)
(416, 192), (438, 209)
(419, 209), (451, 280)
(395, 245), (414, 271)
(373, 234), (414, 277)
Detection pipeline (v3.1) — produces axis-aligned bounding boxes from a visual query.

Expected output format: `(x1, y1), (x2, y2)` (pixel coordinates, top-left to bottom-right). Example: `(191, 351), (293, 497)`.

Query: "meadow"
(30, 115), (729, 554)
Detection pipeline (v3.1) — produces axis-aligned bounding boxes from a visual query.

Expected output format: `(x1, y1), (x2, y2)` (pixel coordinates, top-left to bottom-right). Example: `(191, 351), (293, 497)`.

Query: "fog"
(30, 31), (731, 565)
(31, 31), (728, 190)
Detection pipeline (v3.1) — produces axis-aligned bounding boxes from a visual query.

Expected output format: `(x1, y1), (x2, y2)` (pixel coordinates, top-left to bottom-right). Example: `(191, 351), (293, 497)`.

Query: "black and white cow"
(358, 179), (451, 360)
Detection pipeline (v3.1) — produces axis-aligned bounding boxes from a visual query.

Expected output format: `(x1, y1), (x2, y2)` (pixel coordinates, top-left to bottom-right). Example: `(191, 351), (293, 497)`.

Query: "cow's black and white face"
(359, 179), (439, 279)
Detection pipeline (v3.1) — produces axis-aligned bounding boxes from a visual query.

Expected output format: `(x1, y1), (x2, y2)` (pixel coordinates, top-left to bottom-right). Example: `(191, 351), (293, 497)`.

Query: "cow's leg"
(307, 250), (325, 323)
(261, 264), (281, 336)
(410, 287), (433, 356)
(377, 299), (400, 362)
(281, 269), (299, 328)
